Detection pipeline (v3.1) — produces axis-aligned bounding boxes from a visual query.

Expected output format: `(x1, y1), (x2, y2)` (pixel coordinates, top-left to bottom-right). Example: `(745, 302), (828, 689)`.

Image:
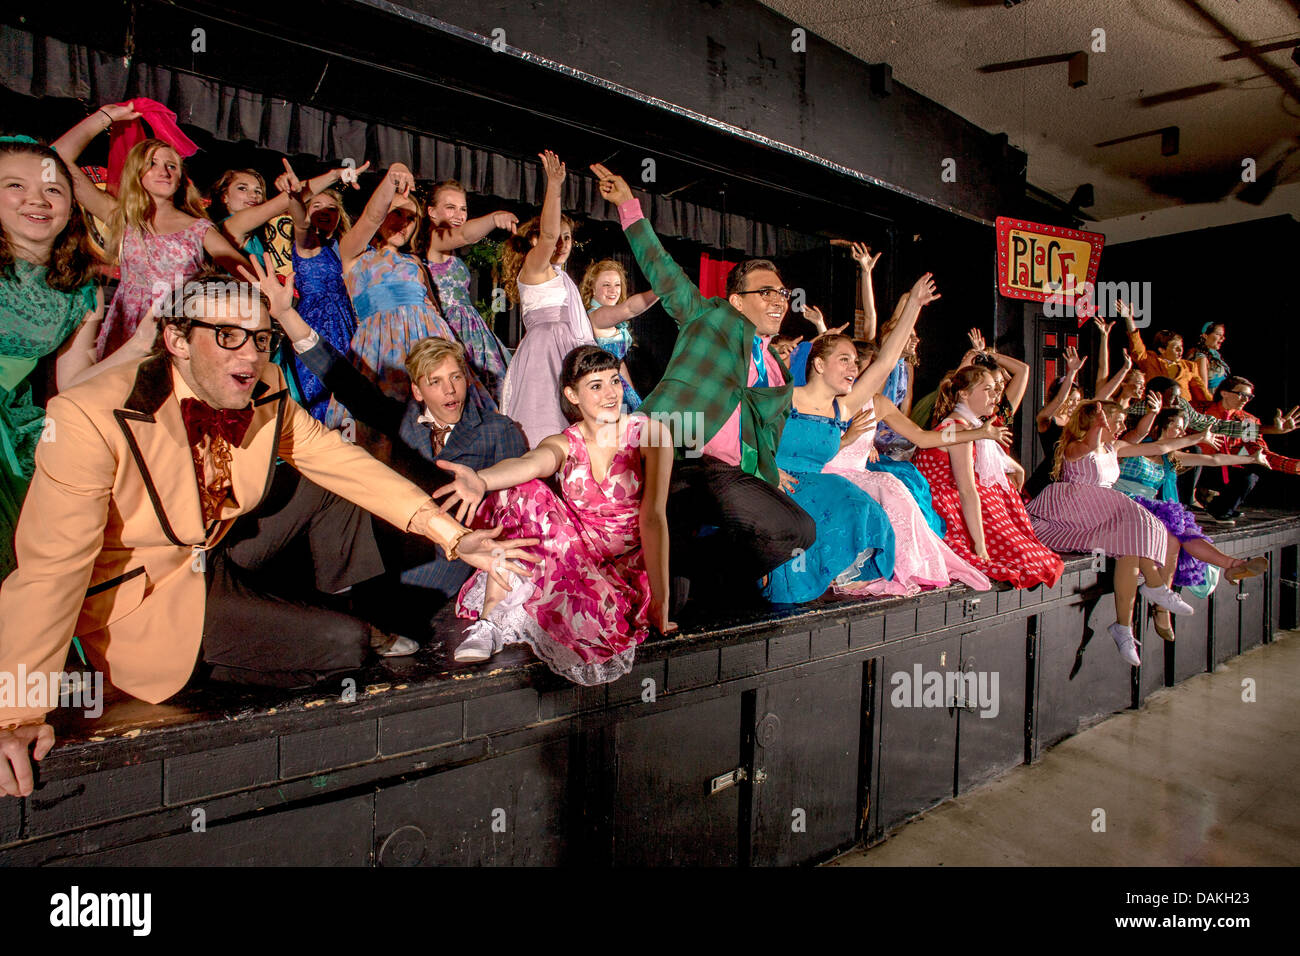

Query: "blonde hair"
(501, 213), (575, 304)
(1051, 400), (1122, 481)
(404, 336), (467, 384)
(579, 259), (628, 307)
(106, 140), (207, 262)
(307, 188), (352, 241)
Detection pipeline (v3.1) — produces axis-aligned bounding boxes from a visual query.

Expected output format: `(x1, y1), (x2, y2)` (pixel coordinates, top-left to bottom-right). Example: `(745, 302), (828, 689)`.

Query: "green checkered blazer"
(627, 217), (793, 486)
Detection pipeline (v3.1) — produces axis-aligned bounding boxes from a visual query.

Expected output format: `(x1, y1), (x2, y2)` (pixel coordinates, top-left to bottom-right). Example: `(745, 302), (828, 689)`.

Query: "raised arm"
(843, 273), (938, 414)
(990, 349), (1030, 415)
(1096, 347), (1133, 402)
(338, 163), (413, 267)
(51, 102), (140, 225)
(223, 160), (358, 250)
(852, 242), (881, 341)
(591, 290), (660, 330)
(1117, 427), (1211, 459)
(427, 210), (519, 255)
(1263, 406), (1300, 436)
(519, 151), (566, 286)
(591, 163), (708, 327)
(1036, 347), (1084, 429)
(1119, 299), (1146, 362)
(1172, 448), (1268, 469)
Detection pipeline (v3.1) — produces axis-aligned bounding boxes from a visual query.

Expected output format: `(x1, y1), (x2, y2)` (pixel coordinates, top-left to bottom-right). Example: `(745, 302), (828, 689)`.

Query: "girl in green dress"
(0, 137), (103, 579)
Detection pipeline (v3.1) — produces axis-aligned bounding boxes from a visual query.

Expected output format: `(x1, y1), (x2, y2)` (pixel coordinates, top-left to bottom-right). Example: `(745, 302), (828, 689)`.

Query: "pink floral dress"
(456, 415), (652, 685)
(99, 219), (212, 360)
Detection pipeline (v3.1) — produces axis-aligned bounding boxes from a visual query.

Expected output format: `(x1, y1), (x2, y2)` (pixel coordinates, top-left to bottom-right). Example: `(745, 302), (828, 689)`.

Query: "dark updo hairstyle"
(559, 345), (622, 422)
(0, 139), (100, 291)
(852, 338), (879, 369)
(804, 333), (854, 382)
(1152, 407), (1185, 438)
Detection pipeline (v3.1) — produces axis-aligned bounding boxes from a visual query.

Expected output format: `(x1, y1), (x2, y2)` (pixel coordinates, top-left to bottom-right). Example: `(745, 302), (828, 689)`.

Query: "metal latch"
(710, 767), (746, 794)
(963, 597), (981, 616)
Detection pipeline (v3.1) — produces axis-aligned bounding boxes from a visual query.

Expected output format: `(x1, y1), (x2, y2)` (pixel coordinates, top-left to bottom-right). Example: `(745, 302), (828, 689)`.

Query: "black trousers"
(667, 457), (816, 607)
(199, 466), (388, 689)
(1201, 465), (1261, 518)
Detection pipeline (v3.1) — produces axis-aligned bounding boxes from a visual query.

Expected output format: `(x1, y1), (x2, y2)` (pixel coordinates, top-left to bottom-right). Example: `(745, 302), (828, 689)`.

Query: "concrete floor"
(829, 631), (1300, 866)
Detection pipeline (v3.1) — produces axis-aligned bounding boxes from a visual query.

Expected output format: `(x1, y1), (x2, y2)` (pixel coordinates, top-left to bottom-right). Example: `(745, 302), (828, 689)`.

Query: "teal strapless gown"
(763, 407), (895, 604)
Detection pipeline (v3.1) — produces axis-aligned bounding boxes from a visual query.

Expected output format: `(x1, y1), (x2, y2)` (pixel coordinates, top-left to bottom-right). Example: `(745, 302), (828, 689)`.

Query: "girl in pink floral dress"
(52, 103), (249, 359)
(436, 346), (676, 685)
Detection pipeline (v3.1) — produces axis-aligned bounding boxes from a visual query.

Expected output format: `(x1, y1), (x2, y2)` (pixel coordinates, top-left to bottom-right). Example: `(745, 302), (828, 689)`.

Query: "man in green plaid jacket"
(592, 164), (815, 610)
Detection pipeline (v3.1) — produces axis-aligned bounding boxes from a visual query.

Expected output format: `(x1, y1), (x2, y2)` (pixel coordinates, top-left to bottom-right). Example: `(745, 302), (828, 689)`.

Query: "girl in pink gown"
(436, 346), (676, 685)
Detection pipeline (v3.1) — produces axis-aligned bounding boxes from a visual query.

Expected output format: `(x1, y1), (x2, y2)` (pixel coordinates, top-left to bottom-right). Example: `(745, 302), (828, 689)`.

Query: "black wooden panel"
(874, 633), (960, 832)
(767, 631), (811, 669)
(1269, 547), (1283, 639)
(1281, 545), (1299, 631)
(749, 664), (863, 866)
(720, 641), (766, 680)
(849, 615), (884, 649)
(378, 702), (463, 756)
(956, 619), (1028, 793)
(1033, 596), (1132, 757)
(539, 687), (578, 720)
(164, 738), (279, 805)
(609, 661), (665, 706)
(60, 794), (375, 865)
(667, 648), (720, 691)
(279, 720), (377, 778)
(464, 687), (539, 736)
(1137, 598), (1167, 704)
(0, 792), (21, 846)
(810, 620), (849, 659)
(1211, 585), (1240, 667)
(1171, 591), (1211, 684)
(25, 761), (162, 838)
(374, 740), (569, 866)
(1238, 573), (1265, 652)
(613, 695), (741, 866)
(884, 607), (917, 641)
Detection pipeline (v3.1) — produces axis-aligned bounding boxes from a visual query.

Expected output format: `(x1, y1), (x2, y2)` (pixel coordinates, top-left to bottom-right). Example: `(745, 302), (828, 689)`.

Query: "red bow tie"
(180, 398), (254, 448)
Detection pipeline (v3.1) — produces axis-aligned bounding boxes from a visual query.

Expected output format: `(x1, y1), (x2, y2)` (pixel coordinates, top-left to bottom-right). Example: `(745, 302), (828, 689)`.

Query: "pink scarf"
(106, 98), (199, 193)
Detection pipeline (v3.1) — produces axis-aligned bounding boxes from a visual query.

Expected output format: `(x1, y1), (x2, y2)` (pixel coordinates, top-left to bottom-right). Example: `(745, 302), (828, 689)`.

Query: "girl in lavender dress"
(1026, 400), (1207, 667)
(435, 346), (676, 684)
(421, 180), (517, 404)
(579, 259), (659, 412)
(339, 163), (493, 411)
(499, 151), (628, 447)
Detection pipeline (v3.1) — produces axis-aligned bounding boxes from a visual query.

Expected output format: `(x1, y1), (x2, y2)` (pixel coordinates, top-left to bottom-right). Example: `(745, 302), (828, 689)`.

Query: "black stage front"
(3, 510), (1296, 866)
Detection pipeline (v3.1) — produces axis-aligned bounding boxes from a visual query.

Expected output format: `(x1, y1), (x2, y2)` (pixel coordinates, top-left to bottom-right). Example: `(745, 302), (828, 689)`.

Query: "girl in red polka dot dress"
(913, 366), (1064, 589)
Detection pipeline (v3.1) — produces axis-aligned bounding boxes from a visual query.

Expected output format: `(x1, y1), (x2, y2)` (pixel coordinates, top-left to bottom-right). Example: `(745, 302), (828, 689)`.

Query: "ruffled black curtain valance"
(0, 24), (820, 258)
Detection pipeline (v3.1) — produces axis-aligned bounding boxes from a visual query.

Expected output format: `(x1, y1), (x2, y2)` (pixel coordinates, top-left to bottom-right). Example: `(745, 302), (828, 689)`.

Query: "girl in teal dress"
(578, 259), (659, 413)
(0, 138), (102, 579)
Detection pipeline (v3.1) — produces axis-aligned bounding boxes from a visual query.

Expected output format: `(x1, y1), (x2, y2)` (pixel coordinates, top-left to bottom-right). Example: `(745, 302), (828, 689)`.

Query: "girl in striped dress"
(1026, 400), (1200, 667)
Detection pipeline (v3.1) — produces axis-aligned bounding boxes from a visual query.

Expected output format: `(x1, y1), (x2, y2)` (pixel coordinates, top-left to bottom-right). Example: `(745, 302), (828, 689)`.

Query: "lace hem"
(457, 571), (637, 686)
(832, 546), (879, 588)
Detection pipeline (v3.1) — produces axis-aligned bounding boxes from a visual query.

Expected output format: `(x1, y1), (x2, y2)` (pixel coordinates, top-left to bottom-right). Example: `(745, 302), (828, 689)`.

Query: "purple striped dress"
(1026, 447), (1167, 563)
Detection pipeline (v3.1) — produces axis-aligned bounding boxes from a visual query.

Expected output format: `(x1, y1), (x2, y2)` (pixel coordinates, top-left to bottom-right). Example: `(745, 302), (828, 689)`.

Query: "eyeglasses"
(1228, 390), (1253, 401)
(189, 320), (283, 353)
(735, 287), (792, 302)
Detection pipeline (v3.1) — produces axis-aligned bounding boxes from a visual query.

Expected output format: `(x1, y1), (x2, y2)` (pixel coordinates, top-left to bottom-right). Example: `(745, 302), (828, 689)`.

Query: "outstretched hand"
(432, 460), (488, 524)
(589, 163), (634, 205)
(909, 272), (940, 307)
(237, 252), (295, 319)
(338, 160), (371, 189)
(850, 241), (882, 273)
(386, 163), (414, 196)
(1063, 345), (1087, 375)
(455, 525), (541, 591)
(539, 150), (566, 187)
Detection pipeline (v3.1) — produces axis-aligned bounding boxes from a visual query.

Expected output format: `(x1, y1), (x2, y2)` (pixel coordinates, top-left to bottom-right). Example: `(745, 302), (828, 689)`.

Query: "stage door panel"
(1281, 545), (1299, 631)
(55, 793), (376, 866)
(613, 694), (742, 866)
(874, 632), (961, 833)
(1211, 585), (1240, 667)
(955, 619), (1029, 793)
(1268, 545), (1284, 637)
(1033, 596), (1133, 757)
(1238, 571), (1266, 652)
(1171, 591), (1211, 685)
(373, 741), (569, 866)
(748, 663), (863, 867)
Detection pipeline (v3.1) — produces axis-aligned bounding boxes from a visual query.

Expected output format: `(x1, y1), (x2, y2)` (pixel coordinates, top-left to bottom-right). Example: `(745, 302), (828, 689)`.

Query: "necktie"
(752, 335), (769, 388)
(180, 399), (253, 525)
(430, 422), (453, 455)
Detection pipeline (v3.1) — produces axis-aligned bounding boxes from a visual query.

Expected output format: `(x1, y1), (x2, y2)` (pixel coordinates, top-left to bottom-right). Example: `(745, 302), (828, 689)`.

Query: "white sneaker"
(453, 621), (499, 663)
(376, 635), (419, 658)
(1140, 584), (1194, 616)
(1109, 623), (1142, 667)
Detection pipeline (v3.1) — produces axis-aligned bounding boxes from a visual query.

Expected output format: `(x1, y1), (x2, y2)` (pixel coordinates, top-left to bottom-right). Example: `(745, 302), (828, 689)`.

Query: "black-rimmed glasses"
(189, 320), (283, 353)
(734, 287), (792, 302)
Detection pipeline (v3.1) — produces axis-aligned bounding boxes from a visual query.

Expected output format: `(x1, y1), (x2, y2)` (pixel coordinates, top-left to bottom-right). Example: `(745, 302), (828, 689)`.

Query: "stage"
(3, 509), (1296, 866)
